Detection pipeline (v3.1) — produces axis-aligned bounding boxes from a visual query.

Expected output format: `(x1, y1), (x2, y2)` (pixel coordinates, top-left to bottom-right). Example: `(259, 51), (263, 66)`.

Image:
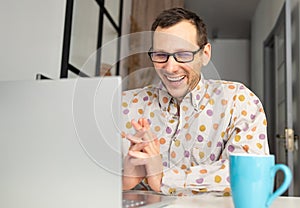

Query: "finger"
(138, 118), (149, 130)
(131, 119), (142, 131)
(138, 118), (143, 126)
(155, 138), (160, 146)
(145, 139), (155, 150)
(142, 118), (150, 129)
(127, 127), (151, 142)
(126, 133), (142, 144)
(139, 118), (145, 128)
(142, 131), (157, 142)
(126, 133), (150, 145)
(129, 150), (150, 159)
(144, 145), (160, 155)
(138, 118), (151, 131)
(149, 138), (159, 149)
(144, 138), (160, 155)
(129, 142), (148, 152)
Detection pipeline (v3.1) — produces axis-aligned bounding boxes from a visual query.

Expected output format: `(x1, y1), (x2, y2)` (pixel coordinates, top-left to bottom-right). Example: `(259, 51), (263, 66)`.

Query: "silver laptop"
(0, 77), (122, 208)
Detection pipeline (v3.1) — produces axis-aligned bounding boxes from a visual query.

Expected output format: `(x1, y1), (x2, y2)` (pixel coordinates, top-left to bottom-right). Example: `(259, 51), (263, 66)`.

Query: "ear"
(201, 43), (211, 66)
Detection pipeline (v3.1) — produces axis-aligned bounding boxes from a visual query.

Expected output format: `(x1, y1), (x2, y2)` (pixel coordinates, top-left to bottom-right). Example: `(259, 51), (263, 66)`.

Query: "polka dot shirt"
(121, 77), (269, 196)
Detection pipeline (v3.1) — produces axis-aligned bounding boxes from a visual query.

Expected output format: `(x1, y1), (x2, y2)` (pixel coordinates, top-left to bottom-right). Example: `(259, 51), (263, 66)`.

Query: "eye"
(175, 52), (193, 60)
(153, 52), (168, 58)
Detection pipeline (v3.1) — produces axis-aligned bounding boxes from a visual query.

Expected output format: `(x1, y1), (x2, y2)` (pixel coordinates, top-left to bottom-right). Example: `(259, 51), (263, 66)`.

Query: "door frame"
(263, 0), (294, 196)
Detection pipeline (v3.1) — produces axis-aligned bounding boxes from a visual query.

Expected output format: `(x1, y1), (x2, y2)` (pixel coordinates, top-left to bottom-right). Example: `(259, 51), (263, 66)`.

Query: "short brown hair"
(151, 7), (208, 47)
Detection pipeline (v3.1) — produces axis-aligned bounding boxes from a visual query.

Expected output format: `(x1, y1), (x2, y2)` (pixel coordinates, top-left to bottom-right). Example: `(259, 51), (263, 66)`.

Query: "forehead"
(153, 20), (198, 51)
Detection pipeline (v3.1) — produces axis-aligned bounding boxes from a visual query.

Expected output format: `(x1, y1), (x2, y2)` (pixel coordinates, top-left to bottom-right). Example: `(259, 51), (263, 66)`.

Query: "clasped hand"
(124, 118), (162, 192)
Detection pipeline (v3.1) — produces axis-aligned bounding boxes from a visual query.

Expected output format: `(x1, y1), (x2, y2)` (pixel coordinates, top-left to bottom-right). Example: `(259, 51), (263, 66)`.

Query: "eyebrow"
(152, 48), (196, 52)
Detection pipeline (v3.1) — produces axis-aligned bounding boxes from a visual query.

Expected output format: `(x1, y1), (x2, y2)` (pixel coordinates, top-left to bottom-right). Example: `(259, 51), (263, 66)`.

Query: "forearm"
(122, 175), (143, 190)
(122, 155), (146, 190)
(147, 173), (162, 192)
(145, 155), (163, 192)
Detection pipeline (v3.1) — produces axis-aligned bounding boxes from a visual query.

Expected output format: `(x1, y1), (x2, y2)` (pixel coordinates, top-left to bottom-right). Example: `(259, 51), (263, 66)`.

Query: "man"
(122, 7), (269, 196)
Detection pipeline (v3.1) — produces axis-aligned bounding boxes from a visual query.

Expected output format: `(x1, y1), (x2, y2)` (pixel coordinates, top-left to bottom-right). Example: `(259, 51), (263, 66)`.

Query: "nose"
(164, 55), (179, 73)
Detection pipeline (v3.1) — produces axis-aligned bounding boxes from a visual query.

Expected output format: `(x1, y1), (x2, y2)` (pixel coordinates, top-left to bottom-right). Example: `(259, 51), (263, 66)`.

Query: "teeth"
(166, 75), (185, 81)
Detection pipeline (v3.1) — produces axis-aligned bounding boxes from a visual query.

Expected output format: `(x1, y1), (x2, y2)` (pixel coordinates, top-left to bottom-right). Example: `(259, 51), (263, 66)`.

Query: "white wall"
(70, 0), (120, 77)
(0, 1), (66, 81)
(209, 39), (250, 87)
(0, 0), (122, 81)
(0, 1), (250, 84)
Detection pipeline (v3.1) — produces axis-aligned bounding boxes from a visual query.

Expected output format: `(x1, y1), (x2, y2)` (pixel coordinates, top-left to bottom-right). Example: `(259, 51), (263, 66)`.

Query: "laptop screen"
(0, 77), (122, 208)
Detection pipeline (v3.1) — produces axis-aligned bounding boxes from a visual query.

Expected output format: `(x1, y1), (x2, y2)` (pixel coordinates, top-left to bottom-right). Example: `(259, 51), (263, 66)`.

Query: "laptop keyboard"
(122, 199), (147, 208)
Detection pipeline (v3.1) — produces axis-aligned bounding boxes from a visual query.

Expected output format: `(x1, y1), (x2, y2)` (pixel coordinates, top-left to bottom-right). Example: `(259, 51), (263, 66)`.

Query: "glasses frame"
(148, 46), (204, 63)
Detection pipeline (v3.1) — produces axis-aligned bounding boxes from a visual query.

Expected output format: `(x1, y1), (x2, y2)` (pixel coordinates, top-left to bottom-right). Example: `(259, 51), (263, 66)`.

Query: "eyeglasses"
(148, 47), (203, 63)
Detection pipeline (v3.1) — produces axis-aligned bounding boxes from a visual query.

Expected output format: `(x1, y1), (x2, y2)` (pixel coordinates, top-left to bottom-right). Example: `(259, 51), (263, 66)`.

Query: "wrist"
(145, 155), (163, 177)
(147, 173), (162, 192)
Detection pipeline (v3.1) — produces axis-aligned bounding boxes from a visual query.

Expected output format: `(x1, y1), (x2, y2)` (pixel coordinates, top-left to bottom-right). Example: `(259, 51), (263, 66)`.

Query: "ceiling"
(184, 0), (261, 39)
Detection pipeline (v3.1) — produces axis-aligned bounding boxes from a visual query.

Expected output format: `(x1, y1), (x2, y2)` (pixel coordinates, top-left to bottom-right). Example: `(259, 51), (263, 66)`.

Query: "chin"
(168, 90), (188, 101)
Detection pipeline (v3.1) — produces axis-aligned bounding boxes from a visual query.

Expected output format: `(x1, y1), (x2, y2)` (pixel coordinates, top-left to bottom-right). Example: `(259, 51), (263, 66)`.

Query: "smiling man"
(122, 7), (269, 196)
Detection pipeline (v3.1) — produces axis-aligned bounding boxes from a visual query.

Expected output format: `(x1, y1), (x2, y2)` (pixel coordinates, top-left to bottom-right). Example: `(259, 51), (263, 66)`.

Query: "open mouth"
(166, 75), (186, 82)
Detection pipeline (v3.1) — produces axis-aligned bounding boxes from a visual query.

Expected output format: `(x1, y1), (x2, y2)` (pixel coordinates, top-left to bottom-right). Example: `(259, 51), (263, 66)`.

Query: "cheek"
(187, 70), (200, 91)
(189, 70), (200, 83)
(184, 62), (201, 86)
(185, 62), (201, 76)
(193, 54), (203, 66)
(153, 63), (165, 71)
(153, 64), (162, 74)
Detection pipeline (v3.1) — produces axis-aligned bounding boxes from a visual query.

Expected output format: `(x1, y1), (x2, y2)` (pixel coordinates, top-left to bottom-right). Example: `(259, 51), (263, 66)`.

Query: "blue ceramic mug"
(229, 154), (292, 208)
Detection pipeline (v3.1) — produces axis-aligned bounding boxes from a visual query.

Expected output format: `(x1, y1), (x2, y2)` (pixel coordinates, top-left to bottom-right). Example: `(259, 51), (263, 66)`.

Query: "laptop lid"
(0, 77), (122, 208)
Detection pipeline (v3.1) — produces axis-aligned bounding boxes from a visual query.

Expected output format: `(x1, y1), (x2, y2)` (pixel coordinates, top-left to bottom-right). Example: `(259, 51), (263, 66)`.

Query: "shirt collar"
(157, 75), (207, 112)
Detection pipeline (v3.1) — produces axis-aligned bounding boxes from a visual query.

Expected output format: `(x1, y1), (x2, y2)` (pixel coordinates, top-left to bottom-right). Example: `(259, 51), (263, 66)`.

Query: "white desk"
(123, 190), (300, 208)
(165, 195), (300, 208)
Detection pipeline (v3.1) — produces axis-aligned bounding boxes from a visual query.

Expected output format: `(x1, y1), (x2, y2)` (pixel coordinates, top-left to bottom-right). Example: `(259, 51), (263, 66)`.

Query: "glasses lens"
(150, 52), (168, 62)
(174, 52), (193, 62)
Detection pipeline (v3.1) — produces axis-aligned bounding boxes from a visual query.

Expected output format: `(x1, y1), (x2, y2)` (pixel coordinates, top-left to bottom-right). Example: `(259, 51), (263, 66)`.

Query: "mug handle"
(266, 164), (292, 207)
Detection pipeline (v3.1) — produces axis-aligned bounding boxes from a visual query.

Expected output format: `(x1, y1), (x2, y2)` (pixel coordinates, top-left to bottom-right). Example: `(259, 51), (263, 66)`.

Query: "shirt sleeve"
(160, 85), (269, 196)
(161, 159), (230, 196)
